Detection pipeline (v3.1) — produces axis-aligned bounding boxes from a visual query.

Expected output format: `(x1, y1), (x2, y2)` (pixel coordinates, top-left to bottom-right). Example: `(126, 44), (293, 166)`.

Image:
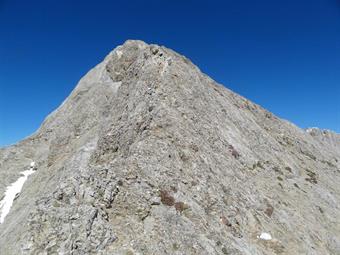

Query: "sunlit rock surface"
(0, 40), (339, 255)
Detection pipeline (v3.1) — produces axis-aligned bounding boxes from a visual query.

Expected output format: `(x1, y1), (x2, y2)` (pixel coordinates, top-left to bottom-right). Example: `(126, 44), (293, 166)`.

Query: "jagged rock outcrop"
(306, 128), (340, 153)
(0, 40), (339, 255)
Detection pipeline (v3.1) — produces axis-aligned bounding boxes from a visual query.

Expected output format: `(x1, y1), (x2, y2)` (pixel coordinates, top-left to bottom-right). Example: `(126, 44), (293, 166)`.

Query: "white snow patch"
(257, 232), (272, 240)
(0, 167), (36, 224)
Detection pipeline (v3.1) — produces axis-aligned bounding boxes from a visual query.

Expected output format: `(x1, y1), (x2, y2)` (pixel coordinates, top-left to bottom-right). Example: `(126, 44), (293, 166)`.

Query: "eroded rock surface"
(0, 40), (339, 255)
(306, 127), (340, 153)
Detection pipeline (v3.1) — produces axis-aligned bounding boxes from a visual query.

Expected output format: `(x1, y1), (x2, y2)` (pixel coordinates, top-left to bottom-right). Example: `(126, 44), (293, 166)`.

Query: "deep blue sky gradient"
(0, 0), (339, 146)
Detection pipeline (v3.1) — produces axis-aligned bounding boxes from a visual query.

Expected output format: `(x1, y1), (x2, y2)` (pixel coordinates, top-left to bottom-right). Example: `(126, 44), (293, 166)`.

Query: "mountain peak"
(1, 41), (340, 255)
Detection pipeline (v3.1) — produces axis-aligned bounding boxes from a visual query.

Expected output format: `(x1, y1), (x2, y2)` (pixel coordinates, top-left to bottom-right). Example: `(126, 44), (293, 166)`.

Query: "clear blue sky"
(0, 0), (339, 147)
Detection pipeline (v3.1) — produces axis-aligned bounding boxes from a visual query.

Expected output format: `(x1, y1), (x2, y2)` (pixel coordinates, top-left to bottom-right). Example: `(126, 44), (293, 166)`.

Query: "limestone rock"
(0, 40), (339, 255)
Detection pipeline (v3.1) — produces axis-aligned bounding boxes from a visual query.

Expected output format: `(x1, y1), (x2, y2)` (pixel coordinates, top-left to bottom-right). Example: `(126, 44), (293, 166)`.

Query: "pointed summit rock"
(0, 40), (339, 254)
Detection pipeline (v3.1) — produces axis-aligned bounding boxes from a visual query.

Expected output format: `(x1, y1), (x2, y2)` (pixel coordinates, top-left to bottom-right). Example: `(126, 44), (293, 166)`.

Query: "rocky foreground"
(0, 40), (339, 254)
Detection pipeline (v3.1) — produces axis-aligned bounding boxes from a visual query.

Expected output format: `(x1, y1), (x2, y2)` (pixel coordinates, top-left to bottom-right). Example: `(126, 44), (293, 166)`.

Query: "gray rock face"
(306, 128), (340, 153)
(0, 40), (339, 255)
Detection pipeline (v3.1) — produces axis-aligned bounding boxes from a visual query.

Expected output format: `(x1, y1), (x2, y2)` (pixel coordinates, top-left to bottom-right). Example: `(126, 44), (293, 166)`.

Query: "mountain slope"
(306, 128), (340, 153)
(0, 40), (339, 255)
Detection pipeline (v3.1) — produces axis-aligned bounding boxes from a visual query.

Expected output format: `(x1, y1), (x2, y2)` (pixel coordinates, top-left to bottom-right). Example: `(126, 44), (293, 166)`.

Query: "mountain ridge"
(0, 40), (339, 255)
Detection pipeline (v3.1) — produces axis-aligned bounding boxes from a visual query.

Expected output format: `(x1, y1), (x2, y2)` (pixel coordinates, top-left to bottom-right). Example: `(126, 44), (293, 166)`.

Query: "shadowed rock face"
(0, 40), (339, 255)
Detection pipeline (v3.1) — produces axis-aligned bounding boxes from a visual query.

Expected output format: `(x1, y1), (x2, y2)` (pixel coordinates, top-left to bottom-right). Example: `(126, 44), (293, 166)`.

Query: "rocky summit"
(0, 40), (339, 255)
